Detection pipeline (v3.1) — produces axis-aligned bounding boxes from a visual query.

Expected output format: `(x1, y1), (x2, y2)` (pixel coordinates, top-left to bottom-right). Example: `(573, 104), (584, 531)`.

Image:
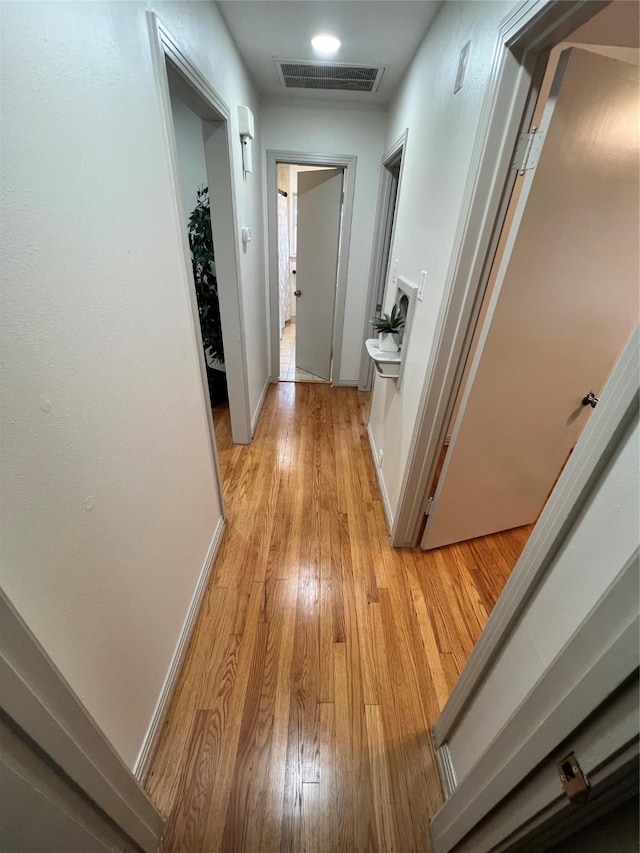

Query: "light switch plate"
(392, 259), (399, 286)
(454, 41), (470, 94)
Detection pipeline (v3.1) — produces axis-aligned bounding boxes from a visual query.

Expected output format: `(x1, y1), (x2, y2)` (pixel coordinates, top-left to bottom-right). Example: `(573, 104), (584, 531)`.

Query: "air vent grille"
(275, 60), (384, 93)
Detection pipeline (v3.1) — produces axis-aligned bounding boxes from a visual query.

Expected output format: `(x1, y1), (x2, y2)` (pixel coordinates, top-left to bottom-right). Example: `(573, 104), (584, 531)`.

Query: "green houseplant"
(371, 304), (405, 352)
(188, 186), (228, 407)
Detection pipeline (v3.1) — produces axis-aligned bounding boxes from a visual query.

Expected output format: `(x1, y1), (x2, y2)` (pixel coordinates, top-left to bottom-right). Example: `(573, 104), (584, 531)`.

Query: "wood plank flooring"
(145, 384), (532, 852)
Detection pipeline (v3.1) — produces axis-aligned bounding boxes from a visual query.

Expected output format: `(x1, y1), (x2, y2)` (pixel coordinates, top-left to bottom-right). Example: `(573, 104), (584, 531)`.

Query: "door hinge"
(512, 127), (545, 174)
(557, 753), (590, 804)
(424, 497), (434, 518)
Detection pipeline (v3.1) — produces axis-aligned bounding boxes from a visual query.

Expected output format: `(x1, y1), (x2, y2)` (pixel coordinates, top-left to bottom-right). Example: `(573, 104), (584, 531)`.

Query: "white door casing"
(422, 47), (639, 550)
(295, 168), (343, 380)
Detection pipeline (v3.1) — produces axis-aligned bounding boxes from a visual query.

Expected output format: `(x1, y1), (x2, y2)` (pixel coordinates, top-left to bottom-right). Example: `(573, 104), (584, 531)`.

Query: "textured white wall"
(367, 0), (515, 520)
(261, 100), (388, 382)
(0, 0), (264, 769)
(447, 412), (640, 780)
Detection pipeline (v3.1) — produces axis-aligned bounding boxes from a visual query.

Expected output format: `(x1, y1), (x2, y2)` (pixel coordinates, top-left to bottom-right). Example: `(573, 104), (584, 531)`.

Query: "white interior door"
(295, 168), (343, 380)
(422, 47), (639, 550)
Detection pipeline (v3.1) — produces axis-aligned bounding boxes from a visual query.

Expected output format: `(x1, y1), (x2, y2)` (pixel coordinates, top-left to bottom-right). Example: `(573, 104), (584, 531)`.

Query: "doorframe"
(147, 12), (252, 447)
(358, 129), (408, 391)
(266, 150), (357, 385)
(431, 546), (639, 852)
(391, 0), (609, 548)
(410, 0), (632, 743)
(433, 324), (639, 747)
(0, 589), (164, 852)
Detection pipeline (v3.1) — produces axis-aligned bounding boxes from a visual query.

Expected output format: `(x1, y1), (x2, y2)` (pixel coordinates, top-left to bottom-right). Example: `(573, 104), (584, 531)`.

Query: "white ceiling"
(216, 1), (444, 104)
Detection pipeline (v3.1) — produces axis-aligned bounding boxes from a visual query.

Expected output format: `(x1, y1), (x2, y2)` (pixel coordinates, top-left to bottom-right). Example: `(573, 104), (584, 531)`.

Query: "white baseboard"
(251, 377), (270, 436)
(134, 516), (226, 782)
(367, 424), (394, 532)
(333, 378), (359, 387)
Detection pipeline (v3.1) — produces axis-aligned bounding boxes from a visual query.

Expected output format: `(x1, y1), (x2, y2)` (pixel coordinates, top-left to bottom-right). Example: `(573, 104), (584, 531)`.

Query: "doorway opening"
(168, 85), (228, 409)
(151, 16), (252, 448)
(276, 163), (342, 383)
(267, 150), (357, 387)
(359, 130), (406, 391)
(421, 18), (639, 563)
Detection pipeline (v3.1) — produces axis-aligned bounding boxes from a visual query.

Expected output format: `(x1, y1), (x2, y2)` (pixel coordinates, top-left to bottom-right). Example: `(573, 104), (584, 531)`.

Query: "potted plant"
(371, 304), (405, 352)
(188, 186), (228, 407)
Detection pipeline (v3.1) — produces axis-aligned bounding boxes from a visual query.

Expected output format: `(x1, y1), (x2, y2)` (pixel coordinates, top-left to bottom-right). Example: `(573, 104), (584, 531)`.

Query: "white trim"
(420, 45), (572, 551)
(1, 716), (142, 852)
(134, 516), (226, 781)
(430, 549), (639, 853)
(452, 679), (640, 852)
(367, 423), (394, 531)
(391, 0), (608, 548)
(266, 150), (357, 386)
(435, 744), (457, 801)
(0, 592), (164, 852)
(147, 12), (252, 447)
(251, 376), (270, 436)
(434, 325), (639, 747)
(358, 129), (408, 391)
(333, 378), (360, 387)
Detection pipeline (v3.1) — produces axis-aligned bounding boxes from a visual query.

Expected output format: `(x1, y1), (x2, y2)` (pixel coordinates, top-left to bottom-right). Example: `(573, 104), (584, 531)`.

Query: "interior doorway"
(168, 88), (228, 409)
(422, 32), (639, 554)
(267, 150), (357, 386)
(359, 130), (406, 391)
(276, 163), (342, 383)
(151, 20), (252, 447)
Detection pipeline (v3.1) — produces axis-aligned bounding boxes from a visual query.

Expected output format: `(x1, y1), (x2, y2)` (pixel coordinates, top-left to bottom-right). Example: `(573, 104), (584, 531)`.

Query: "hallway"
(145, 384), (530, 852)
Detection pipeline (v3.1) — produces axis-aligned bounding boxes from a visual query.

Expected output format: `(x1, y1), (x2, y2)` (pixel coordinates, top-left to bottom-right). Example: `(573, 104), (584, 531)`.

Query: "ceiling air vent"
(275, 60), (384, 93)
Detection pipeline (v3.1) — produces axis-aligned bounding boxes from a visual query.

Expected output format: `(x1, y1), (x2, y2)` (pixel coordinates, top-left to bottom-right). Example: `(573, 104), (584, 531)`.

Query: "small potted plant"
(371, 304), (405, 352)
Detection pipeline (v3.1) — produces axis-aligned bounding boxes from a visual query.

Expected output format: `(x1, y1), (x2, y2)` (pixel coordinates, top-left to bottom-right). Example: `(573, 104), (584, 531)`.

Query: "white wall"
(368, 0), (515, 520)
(446, 411), (639, 780)
(170, 93), (208, 228)
(261, 99), (388, 382)
(0, 0), (264, 769)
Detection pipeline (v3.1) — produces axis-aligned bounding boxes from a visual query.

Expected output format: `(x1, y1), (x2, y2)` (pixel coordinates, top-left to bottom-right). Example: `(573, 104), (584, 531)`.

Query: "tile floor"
(279, 319), (327, 383)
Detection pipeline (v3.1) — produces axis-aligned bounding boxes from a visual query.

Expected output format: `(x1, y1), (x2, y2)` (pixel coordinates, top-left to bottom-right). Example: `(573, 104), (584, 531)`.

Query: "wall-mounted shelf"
(366, 275), (419, 385)
(366, 339), (402, 378)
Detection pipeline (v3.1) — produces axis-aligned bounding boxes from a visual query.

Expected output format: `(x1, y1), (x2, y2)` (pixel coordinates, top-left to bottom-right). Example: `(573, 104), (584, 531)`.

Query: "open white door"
(295, 168), (343, 380)
(422, 48), (639, 550)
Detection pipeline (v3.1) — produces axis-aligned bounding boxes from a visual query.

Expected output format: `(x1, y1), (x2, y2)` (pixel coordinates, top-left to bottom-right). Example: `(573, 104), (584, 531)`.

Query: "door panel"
(423, 48), (639, 550)
(295, 169), (343, 380)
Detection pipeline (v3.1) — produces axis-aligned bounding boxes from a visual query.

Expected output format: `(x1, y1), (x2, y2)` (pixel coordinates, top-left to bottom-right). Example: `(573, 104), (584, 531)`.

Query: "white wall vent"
(274, 60), (384, 93)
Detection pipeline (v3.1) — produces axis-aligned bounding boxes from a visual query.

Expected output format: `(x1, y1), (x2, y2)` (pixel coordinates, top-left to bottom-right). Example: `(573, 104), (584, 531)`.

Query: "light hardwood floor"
(145, 384), (532, 852)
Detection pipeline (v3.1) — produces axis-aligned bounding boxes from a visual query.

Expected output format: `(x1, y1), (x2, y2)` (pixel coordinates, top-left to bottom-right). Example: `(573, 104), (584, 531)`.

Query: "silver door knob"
(294, 290), (301, 297)
(582, 391), (598, 408)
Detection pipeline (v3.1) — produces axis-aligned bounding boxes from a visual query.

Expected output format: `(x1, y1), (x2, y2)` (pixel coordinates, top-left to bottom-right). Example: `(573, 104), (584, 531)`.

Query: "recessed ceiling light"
(311, 34), (341, 55)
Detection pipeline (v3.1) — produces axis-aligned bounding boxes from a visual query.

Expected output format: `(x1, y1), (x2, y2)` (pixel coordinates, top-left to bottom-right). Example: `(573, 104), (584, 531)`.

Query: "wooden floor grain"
(146, 384), (532, 852)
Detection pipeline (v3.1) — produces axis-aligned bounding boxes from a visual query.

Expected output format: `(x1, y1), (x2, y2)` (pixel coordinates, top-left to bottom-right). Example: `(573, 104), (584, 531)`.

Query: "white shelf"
(366, 339), (402, 379)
